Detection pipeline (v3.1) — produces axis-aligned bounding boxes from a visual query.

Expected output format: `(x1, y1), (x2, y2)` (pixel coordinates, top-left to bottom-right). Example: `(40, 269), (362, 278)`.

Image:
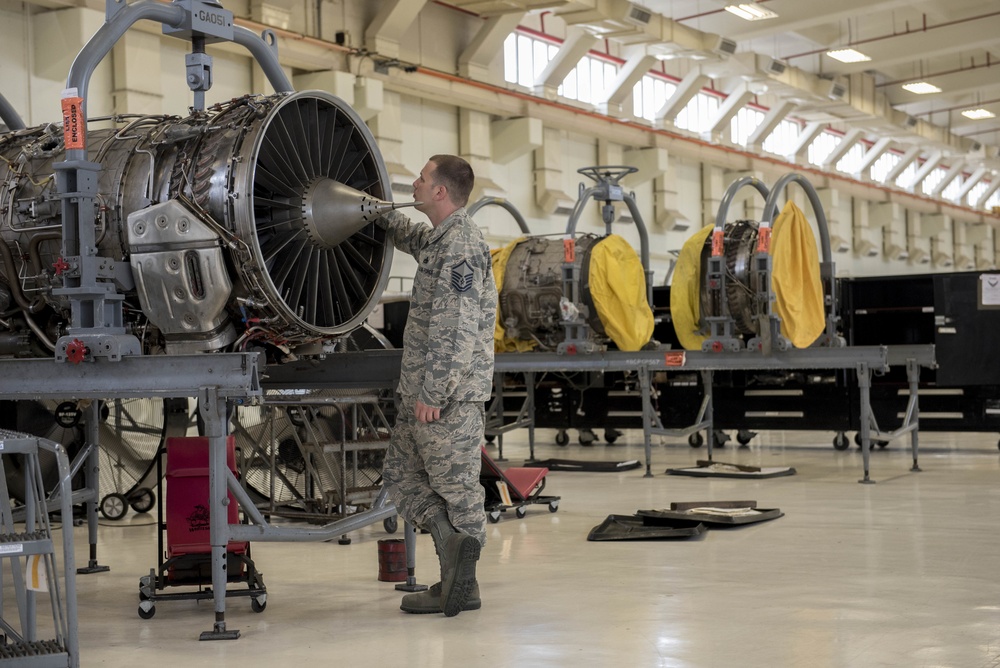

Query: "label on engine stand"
(61, 88), (86, 150)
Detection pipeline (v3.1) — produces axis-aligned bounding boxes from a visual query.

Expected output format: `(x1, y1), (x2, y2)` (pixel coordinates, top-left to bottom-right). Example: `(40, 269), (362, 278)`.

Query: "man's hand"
(415, 400), (441, 423)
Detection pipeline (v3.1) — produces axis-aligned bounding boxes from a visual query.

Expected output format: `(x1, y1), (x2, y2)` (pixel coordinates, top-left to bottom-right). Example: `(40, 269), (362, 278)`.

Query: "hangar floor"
(58, 429), (1000, 667)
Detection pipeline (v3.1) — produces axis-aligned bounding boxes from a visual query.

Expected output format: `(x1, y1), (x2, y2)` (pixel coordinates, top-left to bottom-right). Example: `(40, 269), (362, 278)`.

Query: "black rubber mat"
(665, 460), (796, 478)
(586, 514), (706, 541)
(526, 459), (642, 472)
(636, 507), (783, 526)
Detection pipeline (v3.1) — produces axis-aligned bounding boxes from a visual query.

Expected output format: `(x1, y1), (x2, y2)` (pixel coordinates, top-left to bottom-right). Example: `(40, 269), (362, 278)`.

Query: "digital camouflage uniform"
(378, 207), (497, 546)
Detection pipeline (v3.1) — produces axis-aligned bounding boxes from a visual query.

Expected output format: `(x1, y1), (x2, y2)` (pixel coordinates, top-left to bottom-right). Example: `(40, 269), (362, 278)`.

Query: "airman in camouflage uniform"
(377, 155), (497, 617)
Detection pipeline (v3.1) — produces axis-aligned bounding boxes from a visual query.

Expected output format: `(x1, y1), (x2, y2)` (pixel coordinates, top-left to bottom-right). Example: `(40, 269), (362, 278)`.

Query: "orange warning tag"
(61, 94), (85, 150)
(756, 226), (771, 253)
(711, 229), (724, 256)
(664, 351), (686, 367)
(563, 238), (576, 262)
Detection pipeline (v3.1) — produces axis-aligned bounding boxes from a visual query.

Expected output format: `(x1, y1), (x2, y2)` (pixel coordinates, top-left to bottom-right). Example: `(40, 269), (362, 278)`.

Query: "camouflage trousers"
(382, 399), (487, 547)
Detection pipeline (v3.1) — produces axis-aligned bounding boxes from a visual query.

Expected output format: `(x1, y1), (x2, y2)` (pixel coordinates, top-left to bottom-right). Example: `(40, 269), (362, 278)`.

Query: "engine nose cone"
(301, 178), (419, 249)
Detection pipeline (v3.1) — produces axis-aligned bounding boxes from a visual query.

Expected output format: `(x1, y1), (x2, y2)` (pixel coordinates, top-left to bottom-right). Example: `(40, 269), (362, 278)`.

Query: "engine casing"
(0, 91), (392, 357)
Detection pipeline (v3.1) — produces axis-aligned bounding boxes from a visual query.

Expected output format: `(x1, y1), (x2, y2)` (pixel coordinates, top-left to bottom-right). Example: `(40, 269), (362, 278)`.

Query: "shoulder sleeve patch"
(450, 259), (475, 293)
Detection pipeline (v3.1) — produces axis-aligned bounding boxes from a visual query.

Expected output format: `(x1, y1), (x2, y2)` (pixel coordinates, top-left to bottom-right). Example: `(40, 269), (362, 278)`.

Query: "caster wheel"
(548, 501), (559, 513)
(128, 487), (155, 514)
(604, 429), (621, 444)
(713, 431), (730, 448)
(137, 604), (155, 620)
(515, 506), (527, 519)
(578, 429), (596, 446)
(484, 434), (496, 443)
(854, 433), (886, 448)
(833, 432), (849, 451)
(487, 511), (501, 524)
(100, 493), (128, 520)
(251, 597), (267, 613)
(688, 432), (704, 448)
(555, 430), (569, 447)
(383, 516), (398, 534)
(736, 430), (756, 447)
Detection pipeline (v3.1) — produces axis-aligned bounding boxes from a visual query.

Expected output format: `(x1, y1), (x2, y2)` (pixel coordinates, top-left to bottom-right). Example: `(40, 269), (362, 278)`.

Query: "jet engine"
(0, 90), (393, 360)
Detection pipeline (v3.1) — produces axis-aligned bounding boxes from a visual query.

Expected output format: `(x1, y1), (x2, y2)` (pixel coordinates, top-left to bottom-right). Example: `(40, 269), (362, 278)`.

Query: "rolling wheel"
(515, 506), (527, 519)
(578, 428), (596, 446)
(127, 487), (156, 514)
(548, 501), (559, 513)
(487, 511), (501, 524)
(833, 432), (849, 451)
(137, 604), (155, 620)
(251, 597), (267, 613)
(100, 493), (128, 520)
(854, 433), (888, 448)
(688, 432), (704, 448)
(713, 431), (730, 448)
(383, 516), (398, 534)
(736, 429), (756, 447)
(484, 434), (496, 443)
(604, 428), (621, 444)
(555, 430), (569, 446)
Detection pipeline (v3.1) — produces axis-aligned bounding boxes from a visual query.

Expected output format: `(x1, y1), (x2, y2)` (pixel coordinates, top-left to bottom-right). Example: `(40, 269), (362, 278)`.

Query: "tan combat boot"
(400, 581), (481, 614)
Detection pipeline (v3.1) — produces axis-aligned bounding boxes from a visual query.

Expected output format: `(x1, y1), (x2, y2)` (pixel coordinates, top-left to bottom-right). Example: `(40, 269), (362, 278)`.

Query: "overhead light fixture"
(902, 81), (942, 95)
(724, 2), (778, 21)
(826, 48), (871, 63)
(962, 108), (996, 120)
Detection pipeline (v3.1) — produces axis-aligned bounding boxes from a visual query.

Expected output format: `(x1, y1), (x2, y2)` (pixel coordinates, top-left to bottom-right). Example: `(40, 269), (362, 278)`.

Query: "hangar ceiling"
(447, 0), (1000, 180)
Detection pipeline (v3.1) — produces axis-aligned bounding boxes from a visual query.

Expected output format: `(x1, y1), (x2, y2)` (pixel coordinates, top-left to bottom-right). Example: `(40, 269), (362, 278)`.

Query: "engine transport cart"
(480, 447), (560, 523)
(138, 436), (267, 619)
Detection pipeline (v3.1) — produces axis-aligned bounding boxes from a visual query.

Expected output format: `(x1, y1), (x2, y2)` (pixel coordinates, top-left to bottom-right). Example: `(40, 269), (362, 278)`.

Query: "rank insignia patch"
(450, 259), (474, 293)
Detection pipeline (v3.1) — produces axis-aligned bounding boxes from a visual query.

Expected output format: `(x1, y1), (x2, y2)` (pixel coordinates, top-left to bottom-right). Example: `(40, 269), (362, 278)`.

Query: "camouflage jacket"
(379, 207), (497, 408)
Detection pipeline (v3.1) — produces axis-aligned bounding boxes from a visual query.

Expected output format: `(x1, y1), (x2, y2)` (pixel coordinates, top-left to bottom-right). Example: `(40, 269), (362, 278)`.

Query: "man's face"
(412, 161), (441, 214)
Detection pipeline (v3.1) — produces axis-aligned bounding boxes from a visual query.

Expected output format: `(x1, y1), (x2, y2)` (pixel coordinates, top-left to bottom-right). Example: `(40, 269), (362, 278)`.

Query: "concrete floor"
(41, 429), (1000, 666)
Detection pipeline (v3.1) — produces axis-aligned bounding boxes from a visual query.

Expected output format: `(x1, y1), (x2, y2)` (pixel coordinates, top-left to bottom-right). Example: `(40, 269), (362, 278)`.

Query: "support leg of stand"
(394, 522), (428, 593)
(908, 360), (922, 472)
(639, 369), (653, 478)
(858, 364), (875, 484)
(526, 372), (536, 462)
(199, 388), (240, 641)
(702, 371), (715, 463)
(78, 401), (109, 574)
(493, 373), (506, 462)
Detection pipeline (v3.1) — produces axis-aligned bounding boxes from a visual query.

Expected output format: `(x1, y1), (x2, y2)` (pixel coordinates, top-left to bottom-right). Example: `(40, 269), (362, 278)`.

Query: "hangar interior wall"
(1, 0), (995, 289)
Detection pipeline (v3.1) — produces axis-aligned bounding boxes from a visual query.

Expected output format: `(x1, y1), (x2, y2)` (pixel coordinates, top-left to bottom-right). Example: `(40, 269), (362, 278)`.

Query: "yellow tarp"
(771, 200), (825, 348)
(588, 235), (655, 351)
(670, 223), (714, 351)
(491, 239), (537, 353)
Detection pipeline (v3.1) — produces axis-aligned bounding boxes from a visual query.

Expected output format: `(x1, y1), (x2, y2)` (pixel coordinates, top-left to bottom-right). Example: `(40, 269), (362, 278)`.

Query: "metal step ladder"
(0, 429), (79, 667)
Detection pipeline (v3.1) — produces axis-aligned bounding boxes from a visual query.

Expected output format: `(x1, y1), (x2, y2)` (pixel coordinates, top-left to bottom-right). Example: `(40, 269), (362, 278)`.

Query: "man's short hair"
(429, 154), (475, 207)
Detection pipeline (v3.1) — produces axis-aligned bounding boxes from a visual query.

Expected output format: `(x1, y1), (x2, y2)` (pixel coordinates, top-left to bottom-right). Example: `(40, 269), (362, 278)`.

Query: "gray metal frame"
(271, 346), (935, 483)
(0, 430), (79, 667)
(0, 354), (403, 639)
(0, 92), (26, 132)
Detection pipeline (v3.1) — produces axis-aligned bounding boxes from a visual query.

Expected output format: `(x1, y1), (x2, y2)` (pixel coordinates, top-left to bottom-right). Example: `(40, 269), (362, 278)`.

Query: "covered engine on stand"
(481, 166), (656, 447)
